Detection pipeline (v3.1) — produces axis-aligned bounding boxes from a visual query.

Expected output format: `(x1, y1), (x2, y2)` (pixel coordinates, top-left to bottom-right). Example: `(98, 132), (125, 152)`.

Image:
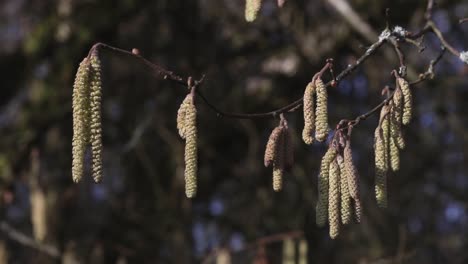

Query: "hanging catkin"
(398, 77), (412, 125)
(337, 155), (352, 225)
(245, 0), (262, 22)
(343, 140), (361, 222)
(90, 52), (103, 183)
(389, 135), (400, 171)
(176, 96), (190, 139)
(375, 106), (389, 208)
(302, 81), (315, 144)
(272, 133), (285, 192)
(264, 126), (283, 167)
(316, 147), (337, 227)
(72, 58), (91, 183)
(264, 120), (287, 192)
(328, 159), (340, 239)
(182, 94), (198, 198)
(315, 78), (329, 142)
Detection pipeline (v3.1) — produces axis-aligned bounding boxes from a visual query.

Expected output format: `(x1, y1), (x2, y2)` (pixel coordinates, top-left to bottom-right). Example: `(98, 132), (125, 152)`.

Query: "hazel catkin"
(72, 58), (91, 183)
(398, 77), (412, 125)
(328, 159), (340, 239)
(315, 78), (329, 142)
(245, 0), (262, 22)
(316, 147), (337, 227)
(90, 53), (103, 183)
(338, 155), (352, 225)
(374, 106), (389, 208)
(302, 81), (315, 144)
(182, 94), (198, 198)
(343, 140), (361, 222)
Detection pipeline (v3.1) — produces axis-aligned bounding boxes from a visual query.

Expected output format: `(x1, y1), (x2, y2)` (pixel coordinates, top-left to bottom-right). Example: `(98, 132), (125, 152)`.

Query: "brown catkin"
(328, 159), (340, 239)
(72, 58), (91, 183)
(245, 0), (262, 22)
(375, 106), (389, 208)
(398, 77), (412, 125)
(264, 126), (284, 168)
(337, 155), (352, 225)
(302, 81), (315, 144)
(316, 147), (337, 227)
(183, 94), (198, 198)
(343, 140), (361, 222)
(315, 78), (329, 142)
(90, 53), (103, 183)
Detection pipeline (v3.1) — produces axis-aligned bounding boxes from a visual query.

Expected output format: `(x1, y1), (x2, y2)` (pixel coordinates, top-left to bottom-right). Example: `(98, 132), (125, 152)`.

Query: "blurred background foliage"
(0, 0), (467, 263)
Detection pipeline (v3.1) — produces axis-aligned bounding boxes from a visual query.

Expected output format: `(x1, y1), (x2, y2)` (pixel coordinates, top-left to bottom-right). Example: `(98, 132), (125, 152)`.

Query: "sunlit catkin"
(72, 58), (91, 183)
(90, 53), (103, 183)
(264, 126), (283, 168)
(182, 94), (198, 198)
(272, 130), (285, 192)
(343, 140), (361, 222)
(337, 155), (352, 225)
(302, 81), (315, 144)
(374, 106), (389, 208)
(398, 77), (412, 125)
(328, 159), (340, 239)
(245, 0), (262, 22)
(315, 78), (329, 142)
(316, 147), (337, 227)
(389, 136), (400, 171)
(176, 96), (190, 139)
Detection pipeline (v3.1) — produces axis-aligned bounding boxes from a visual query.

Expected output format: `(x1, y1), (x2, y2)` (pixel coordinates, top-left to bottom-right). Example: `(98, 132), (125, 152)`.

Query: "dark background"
(0, 0), (467, 263)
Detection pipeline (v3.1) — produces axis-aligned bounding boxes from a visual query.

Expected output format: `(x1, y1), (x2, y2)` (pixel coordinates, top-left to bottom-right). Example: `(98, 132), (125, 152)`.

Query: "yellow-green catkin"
(315, 78), (329, 142)
(398, 77), (412, 125)
(390, 89), (406, 150)
(90, 53), (103, 183)
(302, 81), (315, 144)
(72, 58), (91, 183)
(328, 159), (340, 239)
(282, 238), (295, 264)
(389, 135), (400, 172)
(316, 147), (337, 227)
(183, 94), (198, 198)
(337, 155), (352, 225)
(177, 96), (191, 139)
(375, 106), (389, 208)
(343, 141), (361, 222)
(245, 0), (262, 22)
(298, 239), (308, 264)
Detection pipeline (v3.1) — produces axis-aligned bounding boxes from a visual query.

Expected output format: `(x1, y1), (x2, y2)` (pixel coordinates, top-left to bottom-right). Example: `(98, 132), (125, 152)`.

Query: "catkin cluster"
(302, 77), (329, 144)
(316, 137), (362, 238)
(72, 51), (103, 183)
(264, 117), (293, 191)
(373, 78), (411, 208)
(177, 94), (198, 198)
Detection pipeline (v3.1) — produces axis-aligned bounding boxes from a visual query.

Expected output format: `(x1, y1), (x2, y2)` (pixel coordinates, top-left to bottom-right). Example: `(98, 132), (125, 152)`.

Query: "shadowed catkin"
(375, 106), (389, 208)
(328, 159), (340, 239)
(398, 77), (412, 125)
(245, 0), (262, 22)
(343, 140), (361, 222)
(315, 78), (329, 142)
(337, 155), (352, 224)
(90, 53), (103, 183)
(316, 147), (337, 227)
(182, 94), (198, 198)
(302, 81), (315, 144)
(264, 126), (283, 168)
(72, 58), (91, 183)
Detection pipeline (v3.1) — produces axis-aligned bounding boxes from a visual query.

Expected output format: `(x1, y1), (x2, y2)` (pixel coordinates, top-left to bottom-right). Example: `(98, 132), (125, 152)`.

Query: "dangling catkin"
(398, 77), (412, 125)
(302, 81), (315, 144)
(177, 96), (190, 139)
(264, 126), (283, 168)
(72, 58), (91, 183)
(90, 53), (103, 183)
(245, 0), (262, 22)
(316, 147), (337, 227)
(182, 94), (198, 198)
(337, 155), (352, 225)
(389, 136), (400, 172)
(343, 140), (361, 222)
(328, 159), (340, 239)
(315, 78), (329, 142)
(375, 106), (389, 208)
(272, 136), (285, 192)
